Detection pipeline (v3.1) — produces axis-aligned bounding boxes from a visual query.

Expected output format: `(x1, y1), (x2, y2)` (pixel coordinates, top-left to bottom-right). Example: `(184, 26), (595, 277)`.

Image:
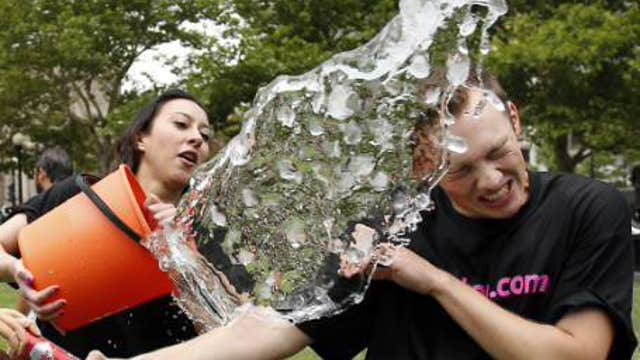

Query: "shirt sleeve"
(11, 191), (47, 223)
(548, 183), (637, 359)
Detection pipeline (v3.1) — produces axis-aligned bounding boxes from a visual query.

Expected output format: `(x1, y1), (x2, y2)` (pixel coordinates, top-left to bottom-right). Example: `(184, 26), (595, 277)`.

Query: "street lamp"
(11, 132), (34, 204)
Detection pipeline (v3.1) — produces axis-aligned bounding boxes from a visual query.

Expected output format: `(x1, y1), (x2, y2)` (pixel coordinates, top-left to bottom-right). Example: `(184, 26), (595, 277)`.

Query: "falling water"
(146, 0), (508, 331)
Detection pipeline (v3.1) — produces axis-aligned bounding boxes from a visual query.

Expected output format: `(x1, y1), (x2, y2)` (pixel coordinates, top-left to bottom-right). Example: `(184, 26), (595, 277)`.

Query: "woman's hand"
(145, 194), (200, 252)
(0, 308), (40, 358)
(145, 194), (177, 229)
(11, 259), (66, 321)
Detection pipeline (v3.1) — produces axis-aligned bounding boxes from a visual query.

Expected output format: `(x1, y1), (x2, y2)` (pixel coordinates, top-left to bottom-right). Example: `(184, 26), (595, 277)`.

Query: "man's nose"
(476, 163), (502, 192)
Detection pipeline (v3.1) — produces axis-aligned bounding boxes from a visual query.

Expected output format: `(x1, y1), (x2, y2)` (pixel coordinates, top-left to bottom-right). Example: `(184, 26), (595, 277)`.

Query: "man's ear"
(508, 101), (522, 137)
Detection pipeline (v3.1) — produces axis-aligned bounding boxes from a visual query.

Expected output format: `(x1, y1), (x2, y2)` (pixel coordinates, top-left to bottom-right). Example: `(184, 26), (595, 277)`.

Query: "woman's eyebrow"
(175, 112), (209, 129)
(174, 111), (194, 121)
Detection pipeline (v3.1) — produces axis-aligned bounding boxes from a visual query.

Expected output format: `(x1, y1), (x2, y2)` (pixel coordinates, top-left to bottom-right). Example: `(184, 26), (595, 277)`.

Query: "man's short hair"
(36, 147), (74, 183)
(446, 68), (509, 118)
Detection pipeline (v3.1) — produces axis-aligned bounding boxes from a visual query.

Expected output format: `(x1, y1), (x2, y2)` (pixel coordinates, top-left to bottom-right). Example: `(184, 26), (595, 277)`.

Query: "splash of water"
(146, 0), (507, 331)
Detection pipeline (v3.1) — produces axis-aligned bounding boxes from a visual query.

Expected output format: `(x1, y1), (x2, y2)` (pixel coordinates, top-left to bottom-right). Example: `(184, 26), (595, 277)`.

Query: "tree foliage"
(489, 2), (640, 176)
(1, 0), (637, 181)
(186, 0), (397, 138)
(0, 0), (220, 173)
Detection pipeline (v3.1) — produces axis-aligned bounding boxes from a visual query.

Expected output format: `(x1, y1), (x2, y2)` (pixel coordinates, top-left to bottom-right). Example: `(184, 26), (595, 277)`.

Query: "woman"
(0, 89), (211, 358)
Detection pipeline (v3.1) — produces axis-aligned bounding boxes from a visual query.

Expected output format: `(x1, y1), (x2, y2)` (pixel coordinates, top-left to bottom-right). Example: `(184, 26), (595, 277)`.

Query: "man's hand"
(372, 244), (448, 296)
(11, 259), (65, 321)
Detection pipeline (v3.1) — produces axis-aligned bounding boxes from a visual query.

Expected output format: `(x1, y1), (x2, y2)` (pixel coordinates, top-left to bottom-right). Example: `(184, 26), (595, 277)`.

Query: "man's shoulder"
(536, 171), (623, 201)
(535, 171), (628, 219)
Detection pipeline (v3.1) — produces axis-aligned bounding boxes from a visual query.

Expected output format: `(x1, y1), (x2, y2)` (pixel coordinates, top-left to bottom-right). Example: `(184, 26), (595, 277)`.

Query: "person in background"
(33, 147), (74, 194)
(0, 89), (212, 358)
(10, 146), (75, 315)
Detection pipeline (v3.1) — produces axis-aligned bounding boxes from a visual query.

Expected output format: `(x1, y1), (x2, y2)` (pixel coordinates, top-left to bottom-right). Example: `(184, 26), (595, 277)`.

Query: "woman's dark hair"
(116, 89), (209, 173)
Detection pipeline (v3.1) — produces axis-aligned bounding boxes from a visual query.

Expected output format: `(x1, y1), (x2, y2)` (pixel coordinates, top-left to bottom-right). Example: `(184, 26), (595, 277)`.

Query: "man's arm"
(0, 214), (26, 256)
(0, 214), (27, 281)
(374, 245), (614, 360)
(88, 311), (312, 360)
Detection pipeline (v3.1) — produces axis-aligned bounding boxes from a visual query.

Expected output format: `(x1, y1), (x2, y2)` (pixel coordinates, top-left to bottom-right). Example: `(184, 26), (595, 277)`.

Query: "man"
(0, 147), (73, 316)
(89, 71), (636, 359)
(0, 147), (74, 255)
(33, 147), (74, 193)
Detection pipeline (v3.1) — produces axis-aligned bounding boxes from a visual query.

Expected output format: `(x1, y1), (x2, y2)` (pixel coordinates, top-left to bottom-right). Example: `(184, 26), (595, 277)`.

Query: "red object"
(18, 165), (174, 333)
(20, 332), (77, 360)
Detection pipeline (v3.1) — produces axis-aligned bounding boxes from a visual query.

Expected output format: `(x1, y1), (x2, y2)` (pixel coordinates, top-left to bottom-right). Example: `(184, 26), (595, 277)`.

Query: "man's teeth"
(484, 183), (509, 202)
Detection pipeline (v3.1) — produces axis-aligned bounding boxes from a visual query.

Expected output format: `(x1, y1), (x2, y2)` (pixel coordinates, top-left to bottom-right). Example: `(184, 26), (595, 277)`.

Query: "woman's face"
(137, 98), (210, 190)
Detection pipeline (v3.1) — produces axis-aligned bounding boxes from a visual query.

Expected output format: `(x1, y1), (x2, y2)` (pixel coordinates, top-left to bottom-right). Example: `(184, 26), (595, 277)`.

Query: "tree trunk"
(553, 135), (576, 173)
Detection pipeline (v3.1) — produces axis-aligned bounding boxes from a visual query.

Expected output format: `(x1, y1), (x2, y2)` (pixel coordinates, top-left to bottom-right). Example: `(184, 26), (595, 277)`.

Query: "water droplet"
(392, 191), (412, 213)
(368, 118), (394, 150)
(276, 105), (296, 128)
(459, 13), (478, 37)
(323, 140), (342, 158)
(447, 53), (470, 87)
(480, 36), (492, 55)
(351, 224), (378, 253)
(407, 54), (430, 79)
(348, 155), (376, 178)
(337, 172), (357, 195)
(326, 85), (356, 120)
(414, 193), (431, 210)
(242, 188), (259, 207)
(210, 205), (228, 227)
(443, 134), (469, 154)
(229, 134), (253, 166)
(285, 218), (307, 248)
(485, 90), (506, 112)
(344, 247), (365, 265)
(238, 249), (255, 265)
(424, 87), (441, 106)
(342, 121), (363, 145)
(277, 159), (303, 184)
(307, 118), (325, 136)
(369, 172), (390, 191)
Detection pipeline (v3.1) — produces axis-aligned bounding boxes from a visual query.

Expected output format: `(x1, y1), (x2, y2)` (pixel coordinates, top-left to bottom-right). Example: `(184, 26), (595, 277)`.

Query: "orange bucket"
(18, 165), (174, 333)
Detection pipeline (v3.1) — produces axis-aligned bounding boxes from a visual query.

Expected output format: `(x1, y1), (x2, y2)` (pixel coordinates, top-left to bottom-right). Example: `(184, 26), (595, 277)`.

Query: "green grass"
(0, 284), (19, 309)
(0, 281), (637, 359)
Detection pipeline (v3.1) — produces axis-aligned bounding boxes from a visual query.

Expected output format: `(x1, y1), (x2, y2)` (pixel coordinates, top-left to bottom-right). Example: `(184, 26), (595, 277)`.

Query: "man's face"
(439, 89), (529, 219)
(35, 167), (48, 193)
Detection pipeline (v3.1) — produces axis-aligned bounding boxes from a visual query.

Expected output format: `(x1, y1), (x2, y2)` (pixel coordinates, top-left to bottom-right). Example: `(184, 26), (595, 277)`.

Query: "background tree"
(1, 0), (637, 182)
(0, 0), (220, 174)
(185, 0), (397, 139)
(489, 2), (640, 179)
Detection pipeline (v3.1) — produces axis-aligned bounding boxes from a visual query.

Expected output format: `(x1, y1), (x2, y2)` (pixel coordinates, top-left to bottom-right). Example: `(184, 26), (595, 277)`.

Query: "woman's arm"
(0, 213), (65, 321)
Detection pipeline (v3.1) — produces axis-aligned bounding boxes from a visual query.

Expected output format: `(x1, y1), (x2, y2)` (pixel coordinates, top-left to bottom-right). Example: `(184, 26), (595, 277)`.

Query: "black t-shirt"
(299, 172), (637, 359)
(13, 175), (198, 358)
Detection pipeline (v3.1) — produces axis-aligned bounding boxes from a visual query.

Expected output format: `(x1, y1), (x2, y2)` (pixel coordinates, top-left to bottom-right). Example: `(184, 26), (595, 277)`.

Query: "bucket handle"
(75, 175), (142, 243)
